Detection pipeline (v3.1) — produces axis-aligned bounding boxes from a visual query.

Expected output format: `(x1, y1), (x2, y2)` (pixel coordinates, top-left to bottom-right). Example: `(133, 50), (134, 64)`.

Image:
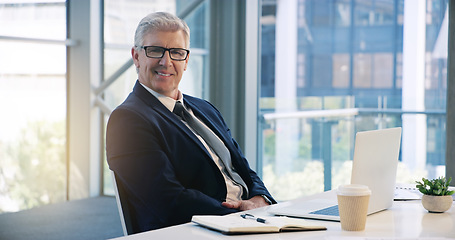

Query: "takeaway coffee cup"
(337, 184), (371, 231)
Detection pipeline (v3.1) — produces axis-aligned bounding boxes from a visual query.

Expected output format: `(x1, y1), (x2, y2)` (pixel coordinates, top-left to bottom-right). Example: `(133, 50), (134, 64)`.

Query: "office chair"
(111, 171), (135, 236)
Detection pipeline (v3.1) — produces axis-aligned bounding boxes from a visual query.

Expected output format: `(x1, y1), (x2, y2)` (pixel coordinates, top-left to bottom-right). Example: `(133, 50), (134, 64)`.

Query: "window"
(259, 0), (448, 201)
(0, 1), (67, 212)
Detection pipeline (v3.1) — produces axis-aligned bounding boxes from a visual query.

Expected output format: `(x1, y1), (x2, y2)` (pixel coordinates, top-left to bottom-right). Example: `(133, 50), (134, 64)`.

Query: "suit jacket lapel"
(132, 82), (213, 157)
(185, 99), (250, 181)
(132, 82), (239, 168)
(185, 99), (236, 154)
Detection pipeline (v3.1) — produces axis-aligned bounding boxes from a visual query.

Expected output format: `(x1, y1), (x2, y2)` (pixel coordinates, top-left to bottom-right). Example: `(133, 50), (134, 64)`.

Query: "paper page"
(394, 183), (422, 200)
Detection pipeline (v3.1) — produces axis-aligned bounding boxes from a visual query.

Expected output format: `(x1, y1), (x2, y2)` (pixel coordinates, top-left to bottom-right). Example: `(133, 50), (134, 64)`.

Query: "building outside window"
(259, 0), (449, 201)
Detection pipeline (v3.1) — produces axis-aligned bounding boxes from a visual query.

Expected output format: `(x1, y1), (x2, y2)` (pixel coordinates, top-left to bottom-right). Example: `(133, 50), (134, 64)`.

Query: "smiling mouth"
(157, 72), (172, 77)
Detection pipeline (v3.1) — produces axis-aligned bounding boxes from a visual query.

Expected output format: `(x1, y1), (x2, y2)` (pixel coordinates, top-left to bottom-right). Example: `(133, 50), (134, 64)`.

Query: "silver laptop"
(268, 127), (402, 221)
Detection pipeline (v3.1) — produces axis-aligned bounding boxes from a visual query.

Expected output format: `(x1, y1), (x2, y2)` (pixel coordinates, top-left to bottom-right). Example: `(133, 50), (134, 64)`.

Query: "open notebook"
(269, 127), (402, 221)
(192, 214), (326, 234)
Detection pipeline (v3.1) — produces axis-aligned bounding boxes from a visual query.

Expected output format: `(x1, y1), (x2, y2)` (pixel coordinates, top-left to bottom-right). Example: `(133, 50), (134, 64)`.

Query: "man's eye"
(171, 50), (185, 56)
(149, 49), (163, 54)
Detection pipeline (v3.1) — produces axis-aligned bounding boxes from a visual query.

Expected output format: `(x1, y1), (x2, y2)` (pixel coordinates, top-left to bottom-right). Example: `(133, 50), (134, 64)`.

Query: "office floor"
(0, 196), (123, 240)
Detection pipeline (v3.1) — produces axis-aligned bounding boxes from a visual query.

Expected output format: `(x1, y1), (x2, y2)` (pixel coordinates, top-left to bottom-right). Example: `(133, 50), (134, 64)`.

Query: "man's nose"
(159, 50), (172, 66)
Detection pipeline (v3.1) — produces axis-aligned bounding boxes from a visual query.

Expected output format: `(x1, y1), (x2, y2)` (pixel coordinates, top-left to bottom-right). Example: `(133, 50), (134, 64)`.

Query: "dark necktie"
(173, 101), (248, 195)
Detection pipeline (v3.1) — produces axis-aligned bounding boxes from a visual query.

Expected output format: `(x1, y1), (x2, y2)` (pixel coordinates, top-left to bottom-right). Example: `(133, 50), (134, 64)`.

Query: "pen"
(240, 213), (267, 223)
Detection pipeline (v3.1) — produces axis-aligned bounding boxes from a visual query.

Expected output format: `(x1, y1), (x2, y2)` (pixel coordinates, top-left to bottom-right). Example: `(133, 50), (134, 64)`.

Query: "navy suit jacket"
(106, 81), (275, 233)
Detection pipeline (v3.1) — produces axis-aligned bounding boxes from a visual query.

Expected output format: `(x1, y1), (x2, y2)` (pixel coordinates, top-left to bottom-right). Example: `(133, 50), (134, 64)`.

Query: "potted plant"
(415, 177), (455, 213)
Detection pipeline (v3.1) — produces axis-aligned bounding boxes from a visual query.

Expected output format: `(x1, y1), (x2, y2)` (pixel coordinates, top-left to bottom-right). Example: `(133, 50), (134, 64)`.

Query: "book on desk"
(191, 214), (326, 234)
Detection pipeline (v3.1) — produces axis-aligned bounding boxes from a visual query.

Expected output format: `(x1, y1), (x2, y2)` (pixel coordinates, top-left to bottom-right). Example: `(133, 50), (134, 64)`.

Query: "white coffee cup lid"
(337, 184), (371, 196)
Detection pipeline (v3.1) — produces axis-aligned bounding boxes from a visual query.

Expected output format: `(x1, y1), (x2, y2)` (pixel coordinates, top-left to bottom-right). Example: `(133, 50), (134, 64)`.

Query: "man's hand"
(221, 195), (270, 211)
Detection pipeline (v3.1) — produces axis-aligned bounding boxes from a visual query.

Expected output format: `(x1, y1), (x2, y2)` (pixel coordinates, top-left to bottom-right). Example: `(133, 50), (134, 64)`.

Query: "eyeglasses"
(139, 46), (190, 61)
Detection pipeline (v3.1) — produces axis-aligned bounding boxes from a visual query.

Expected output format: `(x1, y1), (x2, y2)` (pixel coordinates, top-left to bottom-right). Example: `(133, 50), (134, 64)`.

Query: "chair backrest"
(111, 171), (135, 236)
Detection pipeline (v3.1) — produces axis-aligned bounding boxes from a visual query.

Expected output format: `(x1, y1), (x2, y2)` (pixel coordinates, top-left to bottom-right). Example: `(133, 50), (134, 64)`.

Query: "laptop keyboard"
(309, 205), (339, 216)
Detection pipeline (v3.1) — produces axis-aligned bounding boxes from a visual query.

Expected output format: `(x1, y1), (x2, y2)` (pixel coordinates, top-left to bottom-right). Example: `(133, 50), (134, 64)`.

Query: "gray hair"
(134, 12), (190, 49)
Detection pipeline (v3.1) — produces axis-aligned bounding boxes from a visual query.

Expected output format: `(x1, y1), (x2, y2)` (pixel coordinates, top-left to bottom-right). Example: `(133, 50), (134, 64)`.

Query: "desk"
(110, 200), (455, 239)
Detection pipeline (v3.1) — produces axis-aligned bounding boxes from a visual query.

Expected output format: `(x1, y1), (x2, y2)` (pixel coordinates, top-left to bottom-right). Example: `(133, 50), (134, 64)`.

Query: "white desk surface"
(111, 196), (455, 240)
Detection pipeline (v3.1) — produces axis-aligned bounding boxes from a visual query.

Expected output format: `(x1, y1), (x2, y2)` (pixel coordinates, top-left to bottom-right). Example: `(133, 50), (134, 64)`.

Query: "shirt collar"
(139, 82), (184, 112)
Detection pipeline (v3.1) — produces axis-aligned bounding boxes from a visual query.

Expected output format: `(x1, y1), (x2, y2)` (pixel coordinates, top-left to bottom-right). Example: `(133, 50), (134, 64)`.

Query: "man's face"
(132, 30), (189, 99)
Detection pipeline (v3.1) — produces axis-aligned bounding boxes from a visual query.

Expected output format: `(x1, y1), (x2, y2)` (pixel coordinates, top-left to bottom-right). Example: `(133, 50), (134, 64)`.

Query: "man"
(106, 12), (275, 233)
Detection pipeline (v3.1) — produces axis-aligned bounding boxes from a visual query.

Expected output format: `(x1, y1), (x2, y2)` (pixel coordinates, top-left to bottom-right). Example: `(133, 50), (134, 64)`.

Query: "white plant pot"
(421, 195), (453, 213)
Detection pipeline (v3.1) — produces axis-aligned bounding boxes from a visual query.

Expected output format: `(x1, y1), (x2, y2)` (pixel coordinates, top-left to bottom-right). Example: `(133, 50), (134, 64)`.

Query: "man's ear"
(132, 47), (140, 68)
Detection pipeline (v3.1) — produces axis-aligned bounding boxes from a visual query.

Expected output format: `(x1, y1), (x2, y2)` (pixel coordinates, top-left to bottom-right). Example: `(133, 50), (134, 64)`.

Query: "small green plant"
(415, 177), (455, 196)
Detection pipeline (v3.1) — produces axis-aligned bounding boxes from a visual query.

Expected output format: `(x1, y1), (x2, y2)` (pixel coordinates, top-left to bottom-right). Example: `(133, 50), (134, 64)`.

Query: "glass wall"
(0, 1), (67, 212)
(259, 0), (448, 201)
(102, 0), (210, 195)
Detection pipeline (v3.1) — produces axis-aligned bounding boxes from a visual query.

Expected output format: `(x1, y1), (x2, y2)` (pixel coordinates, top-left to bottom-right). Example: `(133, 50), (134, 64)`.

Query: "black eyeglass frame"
(139, 46), (190, 61)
